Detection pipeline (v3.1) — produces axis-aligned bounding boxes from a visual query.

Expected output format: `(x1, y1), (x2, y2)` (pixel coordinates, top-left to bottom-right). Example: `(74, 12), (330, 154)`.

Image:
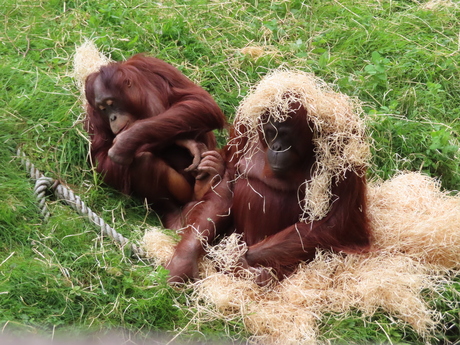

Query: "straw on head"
(72, 40), (111, 105)
(232, 69), (370, 221)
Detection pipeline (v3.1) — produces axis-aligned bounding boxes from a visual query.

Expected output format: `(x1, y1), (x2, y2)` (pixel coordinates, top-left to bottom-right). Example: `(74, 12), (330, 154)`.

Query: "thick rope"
(17, 148), (146, 258)
(34, 176), (53, 222)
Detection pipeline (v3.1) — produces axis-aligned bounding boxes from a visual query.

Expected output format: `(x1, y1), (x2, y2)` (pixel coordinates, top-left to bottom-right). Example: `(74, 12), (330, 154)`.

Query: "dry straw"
(240, 45), (280, 60)
(368, 172), (460, 269)
(421, 0), (459, 10)
(143, 227), (177, 267)
(72, 40), (111, 105)
(230, 69), (370, 221)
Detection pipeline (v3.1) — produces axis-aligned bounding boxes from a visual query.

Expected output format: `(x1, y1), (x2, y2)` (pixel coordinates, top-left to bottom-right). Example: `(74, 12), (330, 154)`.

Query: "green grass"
(1, 0), (460, 343)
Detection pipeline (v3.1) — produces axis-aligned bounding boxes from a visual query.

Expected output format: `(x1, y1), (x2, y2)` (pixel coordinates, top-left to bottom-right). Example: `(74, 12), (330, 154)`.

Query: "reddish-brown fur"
(166, 103), (371, 284)
(84, 54), (226, 226)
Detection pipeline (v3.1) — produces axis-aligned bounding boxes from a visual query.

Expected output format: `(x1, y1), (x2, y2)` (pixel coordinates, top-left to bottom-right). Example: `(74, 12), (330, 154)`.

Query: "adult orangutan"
(165, 70), (372, 284)
(84, 54), (226, 226)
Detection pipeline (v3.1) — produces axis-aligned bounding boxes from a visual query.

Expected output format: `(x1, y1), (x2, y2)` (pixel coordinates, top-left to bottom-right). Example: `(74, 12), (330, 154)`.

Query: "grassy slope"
(1, 0), (459, 343)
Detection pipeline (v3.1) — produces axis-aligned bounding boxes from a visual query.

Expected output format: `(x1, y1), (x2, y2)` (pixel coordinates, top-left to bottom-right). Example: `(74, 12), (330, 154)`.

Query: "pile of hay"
(231, 69), (370, 221)
(144, 172), (460, 344)
(143, 228), (177, 267)
(369, 172), (460, 268)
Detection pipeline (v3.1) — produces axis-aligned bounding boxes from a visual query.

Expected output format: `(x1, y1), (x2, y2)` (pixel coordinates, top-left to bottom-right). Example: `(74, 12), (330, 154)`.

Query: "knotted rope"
(17, 148), (146, 258)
